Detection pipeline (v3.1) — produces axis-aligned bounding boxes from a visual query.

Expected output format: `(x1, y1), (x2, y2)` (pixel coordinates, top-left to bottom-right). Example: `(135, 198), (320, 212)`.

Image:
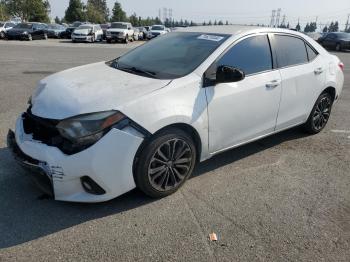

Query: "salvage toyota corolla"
(8, 26), (344, 202)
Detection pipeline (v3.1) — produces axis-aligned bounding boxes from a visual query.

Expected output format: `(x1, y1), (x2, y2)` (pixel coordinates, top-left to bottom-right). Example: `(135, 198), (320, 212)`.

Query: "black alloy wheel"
(304, 92), (333, 134)
(135, 128), (197, 198)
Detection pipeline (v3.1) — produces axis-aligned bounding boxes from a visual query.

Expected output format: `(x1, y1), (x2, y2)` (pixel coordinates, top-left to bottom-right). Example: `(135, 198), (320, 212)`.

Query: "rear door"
(205, 34), (282, 153)
(272, 34), (326, 130)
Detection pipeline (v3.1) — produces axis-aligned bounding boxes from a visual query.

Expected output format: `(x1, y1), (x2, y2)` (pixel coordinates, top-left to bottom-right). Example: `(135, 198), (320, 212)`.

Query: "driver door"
(205, 34), (282, 153)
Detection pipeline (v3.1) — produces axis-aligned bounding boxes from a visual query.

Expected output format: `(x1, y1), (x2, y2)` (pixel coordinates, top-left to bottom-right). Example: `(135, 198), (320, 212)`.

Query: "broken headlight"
(56, 111), (125, 146)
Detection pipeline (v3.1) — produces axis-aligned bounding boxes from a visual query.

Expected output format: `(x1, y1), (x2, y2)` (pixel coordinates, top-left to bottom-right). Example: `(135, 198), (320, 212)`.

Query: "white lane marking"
(331, 130), (350, 134)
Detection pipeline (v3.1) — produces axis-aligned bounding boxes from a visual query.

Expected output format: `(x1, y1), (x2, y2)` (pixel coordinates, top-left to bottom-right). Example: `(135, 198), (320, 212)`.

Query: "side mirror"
(216, 65), (245, 83)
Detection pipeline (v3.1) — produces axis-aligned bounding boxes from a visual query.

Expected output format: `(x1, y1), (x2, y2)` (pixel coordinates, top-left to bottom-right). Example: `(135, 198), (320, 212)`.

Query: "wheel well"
(155, 123), (202, 162)
(132, 123), (203, 182)
(322, 87), (336, 102)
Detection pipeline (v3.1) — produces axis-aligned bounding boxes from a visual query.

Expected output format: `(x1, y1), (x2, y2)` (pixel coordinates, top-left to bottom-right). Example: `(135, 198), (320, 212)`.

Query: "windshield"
(72, 22), (82, 27)
(78, 25), (93, 30)
(14, 23), (33, 29)
(337, 33), (350, 39)
(48, 24), (59, 29)
(111, 23), (127, 29)
(152, 25), (164, 31)
(113, 32), (229, 79)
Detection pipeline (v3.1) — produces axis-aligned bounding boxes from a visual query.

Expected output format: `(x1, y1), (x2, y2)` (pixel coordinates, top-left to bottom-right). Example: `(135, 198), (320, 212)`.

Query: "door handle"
(314, 68), (324, 75)
(266, 80), (280, 89)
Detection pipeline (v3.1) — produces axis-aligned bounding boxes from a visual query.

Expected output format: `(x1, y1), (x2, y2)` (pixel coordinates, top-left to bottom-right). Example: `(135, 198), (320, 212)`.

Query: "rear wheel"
(303, 92), (333, 134)
(134, 128), (197, 198)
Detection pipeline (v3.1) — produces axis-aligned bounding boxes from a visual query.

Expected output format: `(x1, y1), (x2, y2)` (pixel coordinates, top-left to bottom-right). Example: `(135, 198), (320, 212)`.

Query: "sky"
(48, 0), (350, 30)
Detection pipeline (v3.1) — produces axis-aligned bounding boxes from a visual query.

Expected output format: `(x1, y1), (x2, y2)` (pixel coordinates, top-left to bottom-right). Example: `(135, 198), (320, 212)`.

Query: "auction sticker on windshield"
(197, 34), (225, 41)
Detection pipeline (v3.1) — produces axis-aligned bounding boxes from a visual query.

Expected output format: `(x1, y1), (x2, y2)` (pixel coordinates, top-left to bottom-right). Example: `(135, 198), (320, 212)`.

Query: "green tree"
(54, 16), (61, 24)
(218, 20), (223, 25)
(129, 12), (138, 26)
(111, 1), (126, 22)
(295, 22), (301, 31)
(0, 1), (9, 20)
(323, 26), (328, 32)
(3, 0), (50, 22)
(86, 0), (108, 23)
(64, 0), (85, 23)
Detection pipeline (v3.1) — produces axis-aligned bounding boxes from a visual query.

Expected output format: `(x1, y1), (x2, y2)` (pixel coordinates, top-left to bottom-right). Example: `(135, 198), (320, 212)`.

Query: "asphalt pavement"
(0, 39), (349, 262)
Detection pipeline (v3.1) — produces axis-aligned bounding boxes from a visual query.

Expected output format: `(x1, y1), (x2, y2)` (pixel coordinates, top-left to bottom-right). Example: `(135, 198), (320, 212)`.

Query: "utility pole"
(281, 15), (286, 28)
(346, 14), (350, 31)
(270, 10), (276, 27)
(275, 8), (281, 27)
(158, 8), (162, 21)
(163, 8), (168, 23)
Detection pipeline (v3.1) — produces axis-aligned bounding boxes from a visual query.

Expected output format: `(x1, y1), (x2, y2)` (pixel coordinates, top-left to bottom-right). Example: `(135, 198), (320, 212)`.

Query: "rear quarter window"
(274, 35), (308, 68)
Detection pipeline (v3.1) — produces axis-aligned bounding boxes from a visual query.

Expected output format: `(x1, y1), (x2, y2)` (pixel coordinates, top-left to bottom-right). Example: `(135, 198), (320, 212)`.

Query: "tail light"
(339, 62), (344, 71)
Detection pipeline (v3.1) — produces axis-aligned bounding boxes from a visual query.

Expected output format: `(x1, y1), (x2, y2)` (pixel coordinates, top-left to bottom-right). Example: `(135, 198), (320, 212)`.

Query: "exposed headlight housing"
(57, 111), (125, 146)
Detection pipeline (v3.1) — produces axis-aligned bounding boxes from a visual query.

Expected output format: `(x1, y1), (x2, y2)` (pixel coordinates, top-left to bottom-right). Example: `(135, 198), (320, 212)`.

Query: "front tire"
(303, 92), (333, 134)
(135, 128), (197, 198)
(335, 43), (341, 52)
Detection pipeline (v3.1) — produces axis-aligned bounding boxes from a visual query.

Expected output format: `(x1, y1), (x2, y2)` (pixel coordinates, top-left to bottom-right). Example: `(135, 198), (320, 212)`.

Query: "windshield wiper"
(115, 61), (157, 78)
(118, 66), (158, 79)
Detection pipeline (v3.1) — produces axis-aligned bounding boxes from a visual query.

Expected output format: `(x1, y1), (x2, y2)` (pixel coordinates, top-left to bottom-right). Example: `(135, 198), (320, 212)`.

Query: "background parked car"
(7, 22), (48, 41)
(100, 23), (110, 40)
(147, 24), (168, 39)
(136, 27), (148, 40)
(61, 21), (85, 39)
(106, 22), (134, 43)
(71, 24), (103, 43)
(0, 21), (16, 39)
(47, 24), (66, 38)
(318, 32), (350, 51)
(133, 28), (144, 40)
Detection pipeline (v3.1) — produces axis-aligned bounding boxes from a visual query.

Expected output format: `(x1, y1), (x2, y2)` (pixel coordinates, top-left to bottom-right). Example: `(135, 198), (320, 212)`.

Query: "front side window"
(113, 32), (229, 79)
(217, 35), (273, 75)
(274, 35), (308, 68)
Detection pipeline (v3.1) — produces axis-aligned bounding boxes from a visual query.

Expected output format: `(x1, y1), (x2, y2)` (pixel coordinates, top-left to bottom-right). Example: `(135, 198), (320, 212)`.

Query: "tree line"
(62, 0), (197, 26)
(0, 0), (51, 22)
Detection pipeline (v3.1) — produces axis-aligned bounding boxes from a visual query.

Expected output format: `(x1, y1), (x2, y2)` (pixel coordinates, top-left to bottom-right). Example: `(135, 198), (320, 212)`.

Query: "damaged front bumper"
(8, 116), (144, 203)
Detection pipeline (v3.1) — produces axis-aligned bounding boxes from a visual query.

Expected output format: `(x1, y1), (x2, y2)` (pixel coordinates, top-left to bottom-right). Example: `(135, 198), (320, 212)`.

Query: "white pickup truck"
(106, 22), (134, 43)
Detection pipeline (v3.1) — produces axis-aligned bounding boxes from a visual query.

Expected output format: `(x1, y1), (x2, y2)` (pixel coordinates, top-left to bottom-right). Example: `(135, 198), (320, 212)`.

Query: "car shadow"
(0, 126), (309, 248)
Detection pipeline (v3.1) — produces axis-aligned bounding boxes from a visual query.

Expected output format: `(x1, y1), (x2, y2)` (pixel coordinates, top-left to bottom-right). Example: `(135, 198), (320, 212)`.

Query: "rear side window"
(218, 35), (272, 75)
(306, 44), (318, 61)
(274, 35), (308, 67)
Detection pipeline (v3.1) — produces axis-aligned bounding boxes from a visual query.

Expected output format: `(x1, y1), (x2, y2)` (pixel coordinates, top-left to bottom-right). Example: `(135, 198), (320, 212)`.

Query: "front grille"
(22, 110), (80, 155)
(22, 109), (103, 155)
(23, 111), (61, 145)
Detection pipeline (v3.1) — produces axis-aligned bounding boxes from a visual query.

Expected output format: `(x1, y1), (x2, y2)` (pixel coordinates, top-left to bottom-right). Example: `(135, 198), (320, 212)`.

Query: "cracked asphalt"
(0, 39), (349, 262)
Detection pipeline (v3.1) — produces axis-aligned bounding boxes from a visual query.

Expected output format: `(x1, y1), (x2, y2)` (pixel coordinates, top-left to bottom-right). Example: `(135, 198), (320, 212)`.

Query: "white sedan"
(71, 24), (103, 43)
(8, 26), (344, 202)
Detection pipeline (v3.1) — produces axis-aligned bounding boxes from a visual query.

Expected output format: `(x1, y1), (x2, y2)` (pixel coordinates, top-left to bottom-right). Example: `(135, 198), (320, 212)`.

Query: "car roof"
(176, 25), (306, 37)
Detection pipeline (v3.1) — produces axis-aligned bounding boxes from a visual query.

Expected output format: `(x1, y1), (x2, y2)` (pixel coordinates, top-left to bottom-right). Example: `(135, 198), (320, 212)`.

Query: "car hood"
(31, 62), (171, 119)
(107, 28), (127, 33)
(74, 28), (91, 35)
